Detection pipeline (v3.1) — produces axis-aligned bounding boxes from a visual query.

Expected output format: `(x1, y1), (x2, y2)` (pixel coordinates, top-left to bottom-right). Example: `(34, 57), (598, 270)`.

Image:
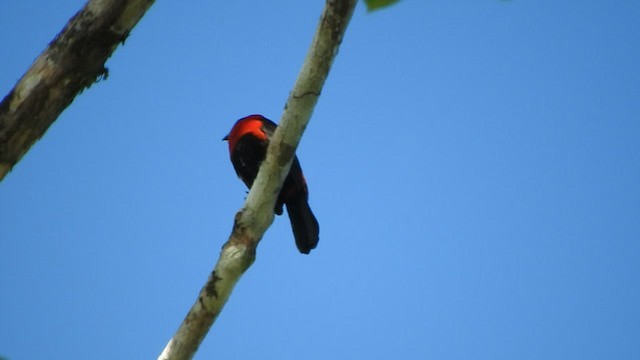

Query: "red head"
(223, 114), (271, 152)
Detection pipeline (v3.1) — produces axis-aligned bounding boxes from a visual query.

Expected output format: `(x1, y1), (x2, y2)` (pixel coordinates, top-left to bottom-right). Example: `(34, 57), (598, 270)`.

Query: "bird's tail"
(285, 196), (319, 254)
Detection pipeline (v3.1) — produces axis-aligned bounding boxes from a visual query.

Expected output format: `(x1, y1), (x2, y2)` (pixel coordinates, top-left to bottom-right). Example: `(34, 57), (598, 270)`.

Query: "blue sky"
(1, 1), (639, 359)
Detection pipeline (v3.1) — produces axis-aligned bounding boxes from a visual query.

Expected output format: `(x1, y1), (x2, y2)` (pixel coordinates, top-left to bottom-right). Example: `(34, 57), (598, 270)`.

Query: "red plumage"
(224, 114), (319, 254)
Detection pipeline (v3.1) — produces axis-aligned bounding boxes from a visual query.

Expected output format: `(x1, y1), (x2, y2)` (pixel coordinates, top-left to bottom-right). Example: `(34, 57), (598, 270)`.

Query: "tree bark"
(0, 0), (155, 182)
(157, 1), (357, 359)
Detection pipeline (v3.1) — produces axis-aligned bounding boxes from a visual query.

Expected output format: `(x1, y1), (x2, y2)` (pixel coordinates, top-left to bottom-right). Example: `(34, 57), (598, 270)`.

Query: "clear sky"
(1, 1), (639, 359)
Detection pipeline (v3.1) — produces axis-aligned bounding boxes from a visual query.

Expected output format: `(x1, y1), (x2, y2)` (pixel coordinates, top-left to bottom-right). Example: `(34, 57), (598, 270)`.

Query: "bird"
(223, 114), (319, 254)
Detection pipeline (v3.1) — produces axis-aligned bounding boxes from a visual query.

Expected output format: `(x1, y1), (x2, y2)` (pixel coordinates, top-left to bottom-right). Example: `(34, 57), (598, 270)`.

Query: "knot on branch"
(204, 271), (222, 299)
(292, 91), (320, 99)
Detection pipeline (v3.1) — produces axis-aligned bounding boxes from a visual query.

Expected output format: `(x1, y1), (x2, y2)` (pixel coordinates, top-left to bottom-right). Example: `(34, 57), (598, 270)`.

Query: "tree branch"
(0, 0), (155, 182)
(158, 1), (357, 359)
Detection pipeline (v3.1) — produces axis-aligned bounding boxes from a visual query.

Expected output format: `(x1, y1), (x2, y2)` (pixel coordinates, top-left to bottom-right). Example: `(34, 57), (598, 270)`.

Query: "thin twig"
(158, 1), (357, 359)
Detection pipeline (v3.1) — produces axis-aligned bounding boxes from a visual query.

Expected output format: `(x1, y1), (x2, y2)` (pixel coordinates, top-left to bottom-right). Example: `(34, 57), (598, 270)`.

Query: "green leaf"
(364, 0), (400, 12)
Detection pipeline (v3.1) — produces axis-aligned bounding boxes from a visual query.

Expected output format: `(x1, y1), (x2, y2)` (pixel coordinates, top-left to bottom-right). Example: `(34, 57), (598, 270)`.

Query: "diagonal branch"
(158, 1), (357, 359)
(0, 0), (155, 182)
